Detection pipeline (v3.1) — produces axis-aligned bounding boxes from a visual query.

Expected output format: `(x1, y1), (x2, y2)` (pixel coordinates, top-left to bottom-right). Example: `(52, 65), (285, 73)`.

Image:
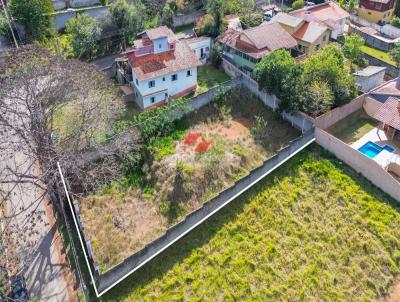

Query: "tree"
(162, 3), (174, 28)
(292, 0), (305, 10)
(196, 14), (218, 36)
(389, 43), (400, 69)
(65, 14), (102, 59)
(343, 33), (365, 70)
(255, 49), (297, 97)
(303, 81), (334, 116)
(109, 0), (146, 45)
(391, 16), (400, 28)
(206, 0), (225, 35)
(210, 43), (223, 67)
(9, 0), (54, 39)
(303, 44), (357, 106)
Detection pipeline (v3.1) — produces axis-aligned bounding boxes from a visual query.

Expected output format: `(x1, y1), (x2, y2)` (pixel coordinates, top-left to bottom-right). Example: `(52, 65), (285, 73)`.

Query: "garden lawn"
(327, 109), (378, 144)
(196, 65), (231, 94)
(361, 45), (396, 66)
(101, 146), (400, 302)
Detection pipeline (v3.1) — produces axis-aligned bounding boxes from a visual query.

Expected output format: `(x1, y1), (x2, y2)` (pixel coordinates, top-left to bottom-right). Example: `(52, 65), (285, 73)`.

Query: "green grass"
(361, 45), (396, 66)
(173, 23), (195, 37)
(100, 146), (400, 302)
(196, 65), (231, 94)
(327, 109), (379, 144)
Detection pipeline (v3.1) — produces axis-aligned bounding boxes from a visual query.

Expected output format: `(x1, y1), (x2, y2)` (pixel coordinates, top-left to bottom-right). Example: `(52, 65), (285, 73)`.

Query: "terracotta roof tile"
(373, 97), (400, 130)
(127, 40), (201, 81)
(293, 21), (328, 43)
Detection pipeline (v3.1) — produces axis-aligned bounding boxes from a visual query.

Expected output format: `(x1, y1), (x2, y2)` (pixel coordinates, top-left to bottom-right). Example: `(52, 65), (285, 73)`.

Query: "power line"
(0, 0), (18, 48)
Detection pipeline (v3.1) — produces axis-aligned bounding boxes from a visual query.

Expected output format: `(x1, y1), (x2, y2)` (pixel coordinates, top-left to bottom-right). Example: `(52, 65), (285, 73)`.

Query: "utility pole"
(0, 0), (18, 48)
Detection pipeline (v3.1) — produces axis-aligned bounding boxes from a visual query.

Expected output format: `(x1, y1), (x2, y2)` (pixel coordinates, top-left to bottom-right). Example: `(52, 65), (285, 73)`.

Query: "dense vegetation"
(255, 44), (358, 117)
(101, 146), (400, 301)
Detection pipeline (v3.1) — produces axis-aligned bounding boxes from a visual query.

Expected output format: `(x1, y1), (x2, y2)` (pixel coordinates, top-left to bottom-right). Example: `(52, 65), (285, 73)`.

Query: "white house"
(126, 26), (201, 110)
(185, 36), (212, 64)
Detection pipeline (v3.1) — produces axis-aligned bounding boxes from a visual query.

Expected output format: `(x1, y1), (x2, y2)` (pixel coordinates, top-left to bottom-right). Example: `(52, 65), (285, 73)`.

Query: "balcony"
(133, 45), (154, 57)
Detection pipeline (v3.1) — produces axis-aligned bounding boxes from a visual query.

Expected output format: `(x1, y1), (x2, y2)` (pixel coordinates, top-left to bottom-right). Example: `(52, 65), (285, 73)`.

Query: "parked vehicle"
(10, 276), (29, 301)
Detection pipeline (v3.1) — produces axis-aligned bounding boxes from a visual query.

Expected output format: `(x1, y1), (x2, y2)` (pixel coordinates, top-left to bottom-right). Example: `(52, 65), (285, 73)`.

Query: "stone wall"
(173, 9), (205, 27)
(363, 53), (398, 78)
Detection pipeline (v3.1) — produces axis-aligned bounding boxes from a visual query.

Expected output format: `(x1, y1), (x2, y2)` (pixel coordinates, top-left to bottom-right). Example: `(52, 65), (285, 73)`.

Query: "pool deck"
(351, 128), (400, 168)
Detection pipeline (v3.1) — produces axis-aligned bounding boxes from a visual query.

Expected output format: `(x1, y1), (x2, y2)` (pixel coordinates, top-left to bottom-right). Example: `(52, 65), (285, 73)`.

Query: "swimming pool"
(358, 141), (395, 158)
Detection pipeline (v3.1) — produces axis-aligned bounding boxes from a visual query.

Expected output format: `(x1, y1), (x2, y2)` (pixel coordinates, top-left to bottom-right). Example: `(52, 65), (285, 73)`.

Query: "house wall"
(358, 7), (395, 24)
(188, 38), (212, 63)
(331, 19), (346, 39)
(296, 30), (330, 54)
(132, 67), (198, 109)
(153, 37), (169, 54)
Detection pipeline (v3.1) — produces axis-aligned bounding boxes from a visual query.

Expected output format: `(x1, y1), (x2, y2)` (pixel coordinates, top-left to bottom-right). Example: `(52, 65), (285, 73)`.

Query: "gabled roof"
(128, 40), (201, 81)
(272, 12), (304, 28)
(290, 1), (349, 30)
(216, 23), (297, 59)
(293, 21), (328, 43)
(138, 26), (176, 43)
(372, 97), (400, 130)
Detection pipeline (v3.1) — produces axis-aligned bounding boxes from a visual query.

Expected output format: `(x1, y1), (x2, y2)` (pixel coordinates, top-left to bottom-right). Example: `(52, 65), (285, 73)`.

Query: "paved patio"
(351, 127), (400, 168)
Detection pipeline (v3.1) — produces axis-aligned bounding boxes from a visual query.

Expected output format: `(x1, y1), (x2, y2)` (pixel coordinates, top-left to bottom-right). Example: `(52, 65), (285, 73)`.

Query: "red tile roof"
(373, 97), (400, 130)
(216, 23), (297, 59)
(127, 40), (201, 81)
(293, 21), (328, 43)
(290, 2), (349, 30)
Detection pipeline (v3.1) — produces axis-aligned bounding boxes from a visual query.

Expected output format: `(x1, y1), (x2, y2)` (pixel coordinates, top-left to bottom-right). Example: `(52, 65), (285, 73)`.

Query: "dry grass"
(79, 90), (300, 271)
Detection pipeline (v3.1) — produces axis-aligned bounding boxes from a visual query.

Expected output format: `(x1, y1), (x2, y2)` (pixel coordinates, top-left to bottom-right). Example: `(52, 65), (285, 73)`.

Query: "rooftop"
(127, 40), (201, 81)
(272, 12), (303, 28)
(372, 97), (400, 130)
(290, 1), (349, 30)
(217, 22), (297, 59)
(293, 21), (328, 43)
(369, 78), (400, 103)
(138, 26), (177, 43)
(354, 66), (386, 77)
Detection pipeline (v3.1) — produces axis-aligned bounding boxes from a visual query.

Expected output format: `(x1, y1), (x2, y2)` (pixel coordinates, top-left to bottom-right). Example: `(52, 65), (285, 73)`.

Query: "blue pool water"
(358, 141), (395, 158)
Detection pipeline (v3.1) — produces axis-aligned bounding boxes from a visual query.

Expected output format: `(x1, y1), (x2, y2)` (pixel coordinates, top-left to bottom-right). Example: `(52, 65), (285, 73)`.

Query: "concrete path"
(0, 130), (74, 301)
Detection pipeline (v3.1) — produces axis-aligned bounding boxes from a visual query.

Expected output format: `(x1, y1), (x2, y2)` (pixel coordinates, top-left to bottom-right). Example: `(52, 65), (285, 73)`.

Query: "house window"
(148, 80), (155, 88)
(323, 35), (327, 42)
(162, 77), (166, 81)
(368, 11), (372, 14)
(135, 79), (139, 86)
(187, 70), (192, 77)
(172, 74), (178, 81)
(150, 96), (155, 103)
(316, 44), (320, 50)
(165, 92), (168, 98)
(159, 43), (162, 49)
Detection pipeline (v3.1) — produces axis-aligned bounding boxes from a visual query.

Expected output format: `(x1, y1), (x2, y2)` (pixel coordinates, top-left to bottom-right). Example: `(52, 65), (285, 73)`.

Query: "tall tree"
(9, 0), (54, 40)
(65, 14), (102, 59)
(109, 0), (146, 45)
(343, 33), (365, 70)
(389, 43), (400, 69)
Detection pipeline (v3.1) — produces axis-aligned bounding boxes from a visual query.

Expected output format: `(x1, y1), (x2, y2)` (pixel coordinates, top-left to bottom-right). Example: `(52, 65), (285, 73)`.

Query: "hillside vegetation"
(102, 146), (400, 301)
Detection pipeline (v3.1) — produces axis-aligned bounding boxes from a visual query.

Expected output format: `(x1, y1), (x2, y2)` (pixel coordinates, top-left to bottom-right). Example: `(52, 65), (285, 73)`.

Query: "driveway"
(0, 127), (74, 301)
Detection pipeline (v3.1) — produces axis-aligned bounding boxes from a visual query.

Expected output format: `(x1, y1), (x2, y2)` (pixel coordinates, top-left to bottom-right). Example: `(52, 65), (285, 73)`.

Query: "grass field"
(100, 146), (400, 302)
(196, 65), (231, 94)
(327, 109), (378, 144)
(361, 45), (396, 66)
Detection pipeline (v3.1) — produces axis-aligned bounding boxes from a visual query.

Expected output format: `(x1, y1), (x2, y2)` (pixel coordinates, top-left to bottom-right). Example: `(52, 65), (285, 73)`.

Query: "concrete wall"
(363, 53), (398, 78)
(222, 60), (315, 132)
(363, 95), (382, 116)
(173, 9), (206, 27)
(96, 128), (315, 294)
(315, 128), (400, 201)
(349, 24), (395, 52)
(350, 15), (400, 38)
(315, 95), (365, 129)
(53, 6), (109, 30)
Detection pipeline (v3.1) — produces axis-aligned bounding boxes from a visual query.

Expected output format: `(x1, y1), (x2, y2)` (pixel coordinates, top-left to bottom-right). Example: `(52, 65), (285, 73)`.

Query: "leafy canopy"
(389, 43), (400, 68)
(343, 33), (365, 69)
(9, 0), (54, 39)
(65, 14), (102, 59)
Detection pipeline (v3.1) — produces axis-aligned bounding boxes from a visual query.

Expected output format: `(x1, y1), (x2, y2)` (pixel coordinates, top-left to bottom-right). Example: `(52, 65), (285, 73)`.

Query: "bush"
(210, 44), (223, 67)
(100, 0), (108, 5)
(292, 0), (305, 10)
(391, 17), (400, 28)
(196, 14), (219, 36)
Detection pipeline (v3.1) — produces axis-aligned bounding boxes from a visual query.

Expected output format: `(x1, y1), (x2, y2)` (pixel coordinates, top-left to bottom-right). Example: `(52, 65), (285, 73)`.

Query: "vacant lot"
(79, 89), (299, 271)
(101, 146), (400, 302)
(327, 109), (378, 144)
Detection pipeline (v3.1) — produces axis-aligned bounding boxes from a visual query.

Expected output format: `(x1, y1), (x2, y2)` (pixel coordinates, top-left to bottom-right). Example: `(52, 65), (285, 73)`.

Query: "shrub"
(100, 0), (108, 5)
(196, 14), (219, 36)
(210, 44), (223, 68)
(391, 16), (400, 28)
(292, 0), (304, 10)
